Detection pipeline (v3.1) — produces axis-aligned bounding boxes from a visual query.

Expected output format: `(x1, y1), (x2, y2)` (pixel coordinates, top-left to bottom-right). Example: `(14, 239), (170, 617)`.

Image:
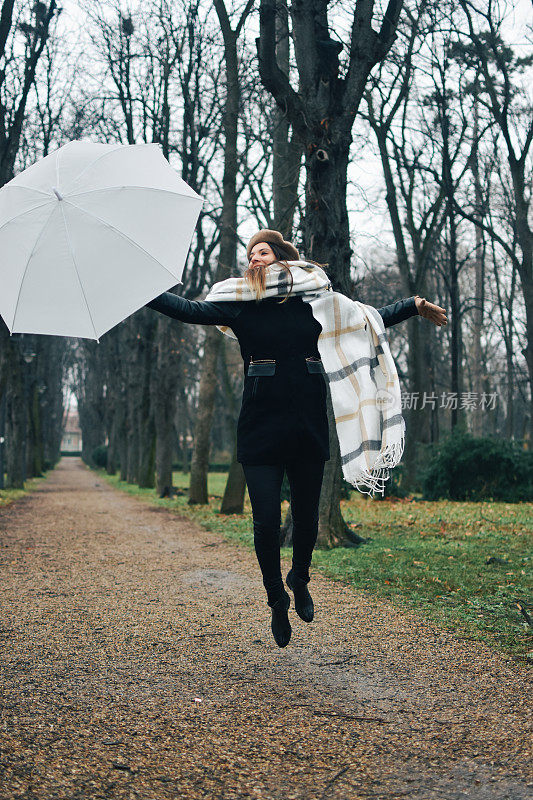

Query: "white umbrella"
(0, 140), (203, 340)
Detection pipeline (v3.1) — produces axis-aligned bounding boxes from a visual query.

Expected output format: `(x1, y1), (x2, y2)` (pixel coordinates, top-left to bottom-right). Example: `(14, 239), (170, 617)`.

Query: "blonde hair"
(244, 241), (328, 303)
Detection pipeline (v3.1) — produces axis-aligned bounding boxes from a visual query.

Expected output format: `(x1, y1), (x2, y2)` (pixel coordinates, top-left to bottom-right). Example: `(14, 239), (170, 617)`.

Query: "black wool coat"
(147, 292), (418, 465)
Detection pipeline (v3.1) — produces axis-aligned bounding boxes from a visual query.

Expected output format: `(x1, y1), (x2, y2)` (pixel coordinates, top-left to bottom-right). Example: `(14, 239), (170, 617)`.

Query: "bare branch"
(256, 0), (307, 139)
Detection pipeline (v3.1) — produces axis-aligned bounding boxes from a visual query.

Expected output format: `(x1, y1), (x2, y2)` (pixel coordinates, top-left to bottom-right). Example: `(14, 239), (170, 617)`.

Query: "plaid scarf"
(205, 262), (405, 495)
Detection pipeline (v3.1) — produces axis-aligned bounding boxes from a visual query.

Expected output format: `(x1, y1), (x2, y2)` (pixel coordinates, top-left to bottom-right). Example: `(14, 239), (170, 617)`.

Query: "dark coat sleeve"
(376, 296), (418, 328)
(146, 292), (243, 326)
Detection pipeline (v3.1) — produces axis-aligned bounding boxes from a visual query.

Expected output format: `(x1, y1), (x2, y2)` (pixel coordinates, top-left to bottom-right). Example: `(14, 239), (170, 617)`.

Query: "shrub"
(92, 445), (108, 469)
(420, 430), (533, 501)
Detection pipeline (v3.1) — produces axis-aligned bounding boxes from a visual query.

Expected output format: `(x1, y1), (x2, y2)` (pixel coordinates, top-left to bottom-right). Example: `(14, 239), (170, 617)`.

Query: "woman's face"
(249, 242), (277, 269)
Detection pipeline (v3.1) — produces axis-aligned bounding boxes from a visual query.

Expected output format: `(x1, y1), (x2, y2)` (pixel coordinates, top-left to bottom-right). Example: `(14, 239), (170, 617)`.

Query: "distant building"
(61, 406), (82, 454)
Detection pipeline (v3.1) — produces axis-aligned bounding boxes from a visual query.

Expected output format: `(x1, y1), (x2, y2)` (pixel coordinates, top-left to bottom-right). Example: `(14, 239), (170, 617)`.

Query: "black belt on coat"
(247, 356), (325, 376)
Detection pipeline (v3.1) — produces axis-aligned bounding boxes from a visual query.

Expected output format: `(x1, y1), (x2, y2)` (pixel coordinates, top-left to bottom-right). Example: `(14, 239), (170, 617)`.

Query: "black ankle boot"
(286, 569), (314, 622)
(269, 590), (291, 647)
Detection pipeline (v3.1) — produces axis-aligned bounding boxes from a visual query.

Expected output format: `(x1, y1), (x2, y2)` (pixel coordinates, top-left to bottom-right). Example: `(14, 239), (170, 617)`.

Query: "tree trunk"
(189, 0), (252, 503)
(137, 316), (156, 488)
(106, 411), (119, 475)
(403, 315), (432, 487)
(509, 161), (533, 443)
(219, 338), (246, 514)
(118, 405), (128, 482)
(29, 382), (43, 477)
(122, 311), (156, 484)
(40, 338), (65, 469)
(280, 505), (293, 547)
(126, 372), (140, 483)
(439, 77), (463, 433)
(316, 385), (365, 547)
(5, 351), (24, 489)
(303, 138), (352, 292)
(78, 342), (106, 468)
(304, 141), (364, 545)
(154, 412), (174, 495)
(138, 429), (155, 488)
(189, 330), (222, 503)
(0, 392), (6, 489)
(448, 209), (462, 430)
(180, 433), (190, 474)
(504, 262), (518, 439)
(471, 102), (485, 437)
(153, 317), (183, 495)
(219, 441), (246, 514)
(272, 1), (302, 238)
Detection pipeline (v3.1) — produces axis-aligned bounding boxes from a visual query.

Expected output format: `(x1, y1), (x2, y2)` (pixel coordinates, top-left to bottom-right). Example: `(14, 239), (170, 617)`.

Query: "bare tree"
(0, 0), (58, 183)
(0, 1), (64, 488)
(364, 1), (491, 485)
(83, 1), (222, 489)
(457, 0), (533, 439)
(188, 0), (254, 504)
(152, 0), (223, 497)
(219, 2), (305, 517)
(73, 342), (106, 467)
(257, 0), (405, 544)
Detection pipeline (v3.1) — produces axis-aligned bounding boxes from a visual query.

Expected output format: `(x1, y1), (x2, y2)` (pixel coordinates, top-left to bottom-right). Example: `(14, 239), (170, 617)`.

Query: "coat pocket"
(305, 358), (324, 375)
(248, 361), (276, 376)
(248, 360), (276, 401)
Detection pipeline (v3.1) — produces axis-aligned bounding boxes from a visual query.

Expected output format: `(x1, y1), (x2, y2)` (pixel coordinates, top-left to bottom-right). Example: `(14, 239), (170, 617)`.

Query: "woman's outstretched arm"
(377, 296), (447, 328)
(146, 291), (242, 326)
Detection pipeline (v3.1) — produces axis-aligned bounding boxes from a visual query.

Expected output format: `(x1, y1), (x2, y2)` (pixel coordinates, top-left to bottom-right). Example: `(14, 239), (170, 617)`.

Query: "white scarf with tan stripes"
(205, 261), (405, 495)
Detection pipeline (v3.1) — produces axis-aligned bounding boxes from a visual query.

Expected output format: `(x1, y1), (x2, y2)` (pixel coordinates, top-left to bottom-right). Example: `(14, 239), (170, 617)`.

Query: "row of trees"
(0, 1), (66, 487)
(0, 1), (531, 541)
(70, 0), (409, 546)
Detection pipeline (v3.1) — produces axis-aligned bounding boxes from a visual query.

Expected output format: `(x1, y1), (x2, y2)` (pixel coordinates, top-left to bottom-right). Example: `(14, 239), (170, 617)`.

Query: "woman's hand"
(415, 295), (448, 326)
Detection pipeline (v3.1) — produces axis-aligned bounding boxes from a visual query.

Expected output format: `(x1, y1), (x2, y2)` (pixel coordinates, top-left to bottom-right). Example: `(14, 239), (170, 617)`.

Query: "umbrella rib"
(63, 198), (184, 283)
(62, 144), (126, 194)
(58, 203), (99, 341)
(0, 199), (52, 235)
(10, 204), (57, 331)
(2, 184), (52, 198)
(67, 186), (202, 201)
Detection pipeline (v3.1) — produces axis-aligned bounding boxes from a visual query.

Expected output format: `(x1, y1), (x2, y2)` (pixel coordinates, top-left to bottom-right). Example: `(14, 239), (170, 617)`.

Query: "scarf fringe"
(342, 437), (405, 498)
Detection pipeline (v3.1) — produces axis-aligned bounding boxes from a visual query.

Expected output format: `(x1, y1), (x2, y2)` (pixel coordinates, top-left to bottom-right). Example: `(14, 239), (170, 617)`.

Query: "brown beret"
(246, 229), (300, 262)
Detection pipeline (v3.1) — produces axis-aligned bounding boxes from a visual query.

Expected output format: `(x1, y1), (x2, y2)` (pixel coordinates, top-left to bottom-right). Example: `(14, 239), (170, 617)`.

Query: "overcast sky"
(56, 0), (532, 267)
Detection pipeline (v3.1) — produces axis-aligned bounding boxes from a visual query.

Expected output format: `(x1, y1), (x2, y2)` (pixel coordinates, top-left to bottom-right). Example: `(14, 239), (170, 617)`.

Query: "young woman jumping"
(147, 229), (447, 648)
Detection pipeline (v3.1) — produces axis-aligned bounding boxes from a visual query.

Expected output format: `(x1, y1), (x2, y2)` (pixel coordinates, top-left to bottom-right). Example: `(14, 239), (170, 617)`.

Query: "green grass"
(96, 467), (533, 662)
(314, 497), (532, 660)
(0, 475), (47, 508)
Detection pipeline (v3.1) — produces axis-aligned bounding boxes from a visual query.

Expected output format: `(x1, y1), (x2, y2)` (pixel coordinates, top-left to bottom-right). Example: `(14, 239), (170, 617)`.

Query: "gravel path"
(0, 458), (531, 800)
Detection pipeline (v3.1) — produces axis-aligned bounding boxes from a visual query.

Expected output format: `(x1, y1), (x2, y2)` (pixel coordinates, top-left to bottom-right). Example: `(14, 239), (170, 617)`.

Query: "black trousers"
(242, 459), (326, 606)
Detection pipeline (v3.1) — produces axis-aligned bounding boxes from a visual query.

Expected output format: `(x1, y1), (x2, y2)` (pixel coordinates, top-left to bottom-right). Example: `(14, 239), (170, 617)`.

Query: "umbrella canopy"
(0, 141), (203, 340)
